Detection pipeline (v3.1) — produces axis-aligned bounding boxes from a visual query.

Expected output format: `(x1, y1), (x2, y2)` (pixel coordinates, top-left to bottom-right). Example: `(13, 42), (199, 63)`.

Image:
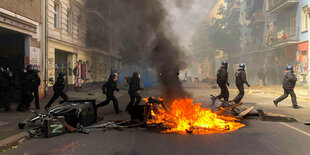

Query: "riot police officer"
(33, 70), (41, 109)
(273, 65), (299, 109)
(4, 70), (16, 99)
(97, 73), (120, 113)
(0, 69), (11, 111)
(233, 63), (250, 104)
(126, 72), (143, 111)
(44, 73), (68, 111)
(17, 65), (36, 111)
(1, 70), (15, 111)
(214, 61), (230, 102)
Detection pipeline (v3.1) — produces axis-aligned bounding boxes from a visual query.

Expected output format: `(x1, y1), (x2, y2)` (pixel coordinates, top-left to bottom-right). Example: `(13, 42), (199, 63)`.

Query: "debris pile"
(84, 97), (298, 134)
(143, 97), (245, 134)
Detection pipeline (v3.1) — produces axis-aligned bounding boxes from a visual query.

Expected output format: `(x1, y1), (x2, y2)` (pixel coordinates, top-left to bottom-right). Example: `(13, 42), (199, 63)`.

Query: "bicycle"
(19, 104), (75, 137)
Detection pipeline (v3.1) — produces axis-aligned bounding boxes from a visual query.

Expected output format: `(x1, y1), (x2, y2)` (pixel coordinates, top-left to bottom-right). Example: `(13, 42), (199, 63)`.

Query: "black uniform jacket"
(235, 69), (248, 85)
(128, 78), (142, 95)
(53, 77), (65, 92)
(217, 66), (228, 85)
(102, 79), (119, 95)
(282, 72), (297, 91)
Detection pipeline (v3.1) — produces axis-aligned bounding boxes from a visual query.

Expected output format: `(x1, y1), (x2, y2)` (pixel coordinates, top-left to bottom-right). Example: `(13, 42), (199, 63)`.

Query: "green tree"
(190, 3), (241, 62)
(207, 5), (241, 56)
(189, 24), (216, 63)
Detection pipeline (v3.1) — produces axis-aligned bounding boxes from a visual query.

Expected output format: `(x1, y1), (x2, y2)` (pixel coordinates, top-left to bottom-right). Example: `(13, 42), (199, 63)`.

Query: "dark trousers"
(216, 83), (229, 101)
(97, 94), (119, 112)
(17, 90), (33, 110)
(274, 89), (297, 106)
(0, 91), (10, 111)
(126, 93), (141, 112)
(45, 91), (68, 108)
(129, 93), (141, 106)
(33, 88), (40, 108)
(233, 83), (244, 103)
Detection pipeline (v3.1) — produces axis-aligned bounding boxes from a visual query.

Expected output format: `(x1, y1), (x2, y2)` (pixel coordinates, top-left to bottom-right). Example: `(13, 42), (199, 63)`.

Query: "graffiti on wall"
(47, 58), (55, 81)
(81, 62), (86, 82)
(74, 61), (82, 87)
(48, 58), (55, 70)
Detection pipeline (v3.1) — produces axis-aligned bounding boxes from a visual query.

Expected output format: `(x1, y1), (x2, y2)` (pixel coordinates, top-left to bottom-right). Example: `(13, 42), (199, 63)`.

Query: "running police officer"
(214, 61), (230, 102)
(97, 73), (121, 113)
(126, 72), (143, 111)
(233, 63), (250, 104)
(273, 65), (299, 109)
(44, 73), (68, 111)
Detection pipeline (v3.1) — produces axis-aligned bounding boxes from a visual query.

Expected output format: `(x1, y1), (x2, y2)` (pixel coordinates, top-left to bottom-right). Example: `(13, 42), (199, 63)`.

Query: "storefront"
(47, 41), (78, 94)
(0, 28), (25, 80)
(297, 41), (308, 85)
(55, 49), (69, 91)
(0, 7), (42, 98)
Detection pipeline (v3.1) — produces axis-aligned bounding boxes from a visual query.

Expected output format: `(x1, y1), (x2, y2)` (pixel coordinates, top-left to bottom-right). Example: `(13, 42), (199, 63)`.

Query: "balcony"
(266, 30), (298, 48)
(266, 0), (299, 14)
(248, 10), (265, 27)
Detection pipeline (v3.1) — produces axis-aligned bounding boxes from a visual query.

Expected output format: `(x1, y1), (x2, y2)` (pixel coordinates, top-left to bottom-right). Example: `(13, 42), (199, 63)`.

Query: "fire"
(145, 98), (244, 134)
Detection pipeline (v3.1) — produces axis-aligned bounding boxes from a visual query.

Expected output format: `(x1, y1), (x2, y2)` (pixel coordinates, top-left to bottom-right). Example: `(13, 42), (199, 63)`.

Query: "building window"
(302, 6), (308, 32)
(290, 10), (296, 36)
(77, 15), (83, 38)
(67, 10), (72, 33)
(54, 3), (60, 29)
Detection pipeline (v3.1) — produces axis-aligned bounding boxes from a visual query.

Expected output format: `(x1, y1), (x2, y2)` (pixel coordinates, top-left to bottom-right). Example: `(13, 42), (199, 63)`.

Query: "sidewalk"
(0, 85), (122, 151)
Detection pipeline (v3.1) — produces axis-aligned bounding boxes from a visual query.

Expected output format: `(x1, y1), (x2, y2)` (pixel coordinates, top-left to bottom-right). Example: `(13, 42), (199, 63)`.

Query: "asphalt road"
(4, 83), (310, 155)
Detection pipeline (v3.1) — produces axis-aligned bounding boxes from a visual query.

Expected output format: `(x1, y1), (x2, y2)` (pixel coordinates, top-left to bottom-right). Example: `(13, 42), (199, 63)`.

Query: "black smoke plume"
(87, 0), (192, 104)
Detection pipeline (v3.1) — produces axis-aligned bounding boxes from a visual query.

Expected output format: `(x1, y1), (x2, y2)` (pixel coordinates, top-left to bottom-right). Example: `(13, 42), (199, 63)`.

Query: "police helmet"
(239, 63), (246, 69)
(109, 73), (118, 80)
(222, 61), (229, 67)
(286, 65), (293, 71)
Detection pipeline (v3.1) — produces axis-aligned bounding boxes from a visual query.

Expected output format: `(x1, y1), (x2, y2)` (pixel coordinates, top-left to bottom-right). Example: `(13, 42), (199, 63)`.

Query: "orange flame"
(147, 98), (244, 134)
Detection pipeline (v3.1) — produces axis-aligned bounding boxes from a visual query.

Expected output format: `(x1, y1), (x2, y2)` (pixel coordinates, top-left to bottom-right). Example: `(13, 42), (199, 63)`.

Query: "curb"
(0, 132), (29, 152)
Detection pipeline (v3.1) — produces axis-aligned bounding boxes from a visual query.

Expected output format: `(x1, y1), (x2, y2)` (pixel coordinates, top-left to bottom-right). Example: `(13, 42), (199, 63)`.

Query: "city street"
(3, 83), (310, 155)
(2, 0), (310, 154)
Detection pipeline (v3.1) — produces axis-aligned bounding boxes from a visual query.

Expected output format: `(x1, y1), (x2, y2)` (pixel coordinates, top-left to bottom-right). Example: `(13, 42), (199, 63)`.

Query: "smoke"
(150, 32), (191, 103)
(88, 0), (192, 103)
(173, 0), (192, 10)
(163, 0), (217, 47)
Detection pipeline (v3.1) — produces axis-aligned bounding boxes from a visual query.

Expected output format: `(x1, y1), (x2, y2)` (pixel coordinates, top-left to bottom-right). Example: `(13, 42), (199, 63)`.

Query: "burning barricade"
(84, 97), (252, 134)
(143, 97), (245, 134)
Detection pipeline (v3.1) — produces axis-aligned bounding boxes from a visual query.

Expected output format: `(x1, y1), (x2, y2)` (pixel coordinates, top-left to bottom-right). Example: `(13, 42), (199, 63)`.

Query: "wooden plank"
(215, 102), (243, 114)
(236, 106), (255, 119)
